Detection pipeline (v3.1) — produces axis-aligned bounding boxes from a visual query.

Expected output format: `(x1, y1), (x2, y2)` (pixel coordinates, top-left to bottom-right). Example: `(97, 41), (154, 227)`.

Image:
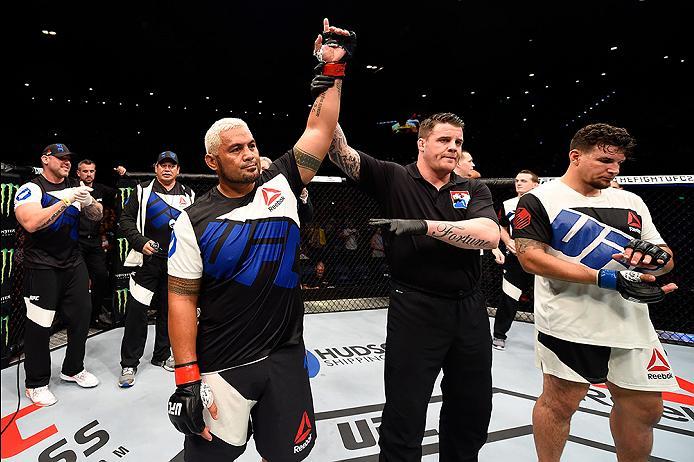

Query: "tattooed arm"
(15, 200), (72, 233)
(515, 238), (599, 284)
(82, 200), (103, 221)
(168, 276), (201, 365)
(426, 218), (499, 250)
(328, 123), (361, 181)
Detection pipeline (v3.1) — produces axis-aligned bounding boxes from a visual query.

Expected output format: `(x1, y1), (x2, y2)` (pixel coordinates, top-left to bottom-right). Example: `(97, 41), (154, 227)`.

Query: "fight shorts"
(184, 342), (316, 462)
(536, 332), (679, 392)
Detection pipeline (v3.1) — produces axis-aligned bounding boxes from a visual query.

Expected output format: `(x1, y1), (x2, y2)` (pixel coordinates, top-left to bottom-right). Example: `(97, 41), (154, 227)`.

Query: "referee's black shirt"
(358, 151), (498, 297)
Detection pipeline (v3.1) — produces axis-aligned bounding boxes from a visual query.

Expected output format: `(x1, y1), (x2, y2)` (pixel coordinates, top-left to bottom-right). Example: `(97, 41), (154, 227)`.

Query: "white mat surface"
(2, 309), (692, 461)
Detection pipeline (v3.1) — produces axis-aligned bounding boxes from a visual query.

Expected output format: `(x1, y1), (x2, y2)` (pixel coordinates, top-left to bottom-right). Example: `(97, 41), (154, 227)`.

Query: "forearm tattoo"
(294, 146), (322, 173)
(37, 203), (68, 230)
(312, 92), (326, 118)
(515, 238), (547, 255)
(328, 124), (361, 180)
(169, 276), (201, 296)
(429, 223), (490, 249)
(83, 202), (103, 221)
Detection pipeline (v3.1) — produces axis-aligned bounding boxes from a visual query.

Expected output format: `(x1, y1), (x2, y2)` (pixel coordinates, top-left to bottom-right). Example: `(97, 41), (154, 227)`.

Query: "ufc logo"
(550, 209), (631, 270)
(168, 402), (182, 416)
(201, 219), (300, 288)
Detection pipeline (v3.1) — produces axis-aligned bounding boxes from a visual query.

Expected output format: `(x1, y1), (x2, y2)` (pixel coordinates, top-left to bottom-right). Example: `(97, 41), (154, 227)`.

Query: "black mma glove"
(168, 362), (214, 436)
(315, 30), (357, 78)
(624, 239), (671, 270)
(310, 73), (336, 100)
(597, 269), (666, 304)
(369, 218), (427, 236)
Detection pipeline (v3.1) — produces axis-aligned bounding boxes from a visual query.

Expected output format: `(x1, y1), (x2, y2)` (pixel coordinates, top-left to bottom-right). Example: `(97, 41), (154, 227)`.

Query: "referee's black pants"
(120, 256), (170, 368)
(379, 284), (492, 462)
(23, 263), (92, 388)
(79, 238), (109, 323)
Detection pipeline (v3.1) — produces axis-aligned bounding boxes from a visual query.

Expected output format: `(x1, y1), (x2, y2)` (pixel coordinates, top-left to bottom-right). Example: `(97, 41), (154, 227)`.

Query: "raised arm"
(328, 123), (361, 181)
(294, 19), (356, 185)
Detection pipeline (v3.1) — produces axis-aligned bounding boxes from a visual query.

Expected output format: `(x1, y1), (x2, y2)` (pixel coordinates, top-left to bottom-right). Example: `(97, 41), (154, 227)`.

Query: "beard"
(218, 162), (259, 184)
(587, 178), (611, 190)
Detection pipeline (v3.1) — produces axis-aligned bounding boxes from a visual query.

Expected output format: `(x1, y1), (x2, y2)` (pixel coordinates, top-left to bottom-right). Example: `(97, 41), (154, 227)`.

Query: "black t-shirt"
(168, 150), (305, 373)
(358, 151), (498, 296)
(79, 182), (116, 240)
(14, 176), (84, 269)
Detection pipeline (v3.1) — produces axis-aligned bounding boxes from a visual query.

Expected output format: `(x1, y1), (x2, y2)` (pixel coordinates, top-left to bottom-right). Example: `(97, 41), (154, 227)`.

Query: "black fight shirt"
(168, 151), (306, 373)
(14, 176), (84, 269)
(358, 151), (498, 296)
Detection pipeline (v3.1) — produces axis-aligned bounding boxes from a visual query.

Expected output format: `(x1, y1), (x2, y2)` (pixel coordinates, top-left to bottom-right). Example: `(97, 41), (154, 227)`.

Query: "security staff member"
(492, 169), (539, 350)
(328, 114), (500, 461)
(14, 143), (103, 406)
(117, 151), (194, 387)
(76, 159), (126, 327)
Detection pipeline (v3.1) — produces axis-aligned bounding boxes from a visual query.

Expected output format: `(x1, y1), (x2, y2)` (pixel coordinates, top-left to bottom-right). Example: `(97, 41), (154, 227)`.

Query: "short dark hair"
(77, 159), (95, 168)
(418, 113), (464, 139)
(570, 123), (636, 157)
(517, 169), (539, 183)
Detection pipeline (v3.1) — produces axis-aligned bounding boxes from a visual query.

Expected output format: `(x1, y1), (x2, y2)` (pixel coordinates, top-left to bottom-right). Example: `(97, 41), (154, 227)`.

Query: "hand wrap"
(597, 269), (666, 303)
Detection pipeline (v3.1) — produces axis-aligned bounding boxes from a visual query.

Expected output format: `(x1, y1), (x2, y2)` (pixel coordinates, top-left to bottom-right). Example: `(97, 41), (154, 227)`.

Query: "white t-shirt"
(513, 180), (665, 349)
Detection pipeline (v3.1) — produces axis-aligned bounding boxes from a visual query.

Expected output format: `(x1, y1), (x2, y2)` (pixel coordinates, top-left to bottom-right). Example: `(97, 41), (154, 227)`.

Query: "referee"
(328, 114), (500, 461)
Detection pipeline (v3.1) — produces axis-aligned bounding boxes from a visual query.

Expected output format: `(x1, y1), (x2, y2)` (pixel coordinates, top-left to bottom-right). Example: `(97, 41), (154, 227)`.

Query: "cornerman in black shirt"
(76, 158), (126, 327)
(14, 143), (104, 406)
(165, 18), (353, 462)
(328, 114), (500, 461)
(117, 151), (195, 387)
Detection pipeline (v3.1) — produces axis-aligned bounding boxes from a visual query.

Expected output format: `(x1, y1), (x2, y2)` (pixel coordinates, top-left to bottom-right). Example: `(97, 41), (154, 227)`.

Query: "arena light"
(421, 94), (427, 98)
(601, 72), (607, 76)
(149, 92), (154, 96)
(48, 31), (57, 36)
(470, 91), (475, 95)
(24, 82), (30, 87)
(528, 73), (535, 77)
(258, 100), (262, 104)
(610, 46), (618, 51)
(524, 90), (529, 94)
(41, 30), (49, 35)
(205, 96), (210, 100)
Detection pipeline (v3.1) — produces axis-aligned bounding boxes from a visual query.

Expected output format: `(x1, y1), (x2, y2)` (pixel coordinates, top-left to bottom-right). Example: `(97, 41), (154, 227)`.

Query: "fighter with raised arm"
(166, 18), (354, 462)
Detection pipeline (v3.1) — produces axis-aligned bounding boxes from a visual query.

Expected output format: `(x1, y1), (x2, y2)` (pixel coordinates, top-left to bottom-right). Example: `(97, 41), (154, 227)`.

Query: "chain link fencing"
(1, 168), (691, 366)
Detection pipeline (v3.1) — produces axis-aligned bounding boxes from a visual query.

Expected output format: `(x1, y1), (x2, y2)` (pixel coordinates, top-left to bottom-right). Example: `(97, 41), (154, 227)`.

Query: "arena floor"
(2, 309), (692, 461)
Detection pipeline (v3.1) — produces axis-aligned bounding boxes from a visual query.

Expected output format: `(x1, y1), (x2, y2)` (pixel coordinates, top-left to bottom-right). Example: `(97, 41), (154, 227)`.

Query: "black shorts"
(184, 342), (316, 462)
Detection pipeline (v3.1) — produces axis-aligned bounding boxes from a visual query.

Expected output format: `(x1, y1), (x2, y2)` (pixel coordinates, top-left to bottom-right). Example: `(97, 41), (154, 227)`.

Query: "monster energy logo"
(117, 238), (130, 262)
(119, 187), (133, 209)
(1, 183), (19, 217)
(115, 288), (129, 313)
(1, 248), (13, 285)
(0, 315), (8, 346)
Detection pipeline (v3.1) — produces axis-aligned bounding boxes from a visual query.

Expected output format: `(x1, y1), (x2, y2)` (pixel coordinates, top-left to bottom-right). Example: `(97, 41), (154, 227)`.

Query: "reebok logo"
(293, 411), (312, 453)
(262, 188), (282, 205)
(262, 188), (285, 211)
(179, 196), (187, 207)
(627, 211), (642, 233)
(647, 349), (670, 372)
(514, 207), (531, 230)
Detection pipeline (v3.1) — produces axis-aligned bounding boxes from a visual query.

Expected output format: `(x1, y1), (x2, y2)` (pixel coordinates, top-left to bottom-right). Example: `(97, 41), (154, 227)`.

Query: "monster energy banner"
(1, 174), (21, 365)
(110, 178), (138, 325)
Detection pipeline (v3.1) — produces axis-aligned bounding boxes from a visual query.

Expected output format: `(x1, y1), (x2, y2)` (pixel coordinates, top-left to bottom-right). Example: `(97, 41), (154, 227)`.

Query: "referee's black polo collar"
(405, 162), (467, 190)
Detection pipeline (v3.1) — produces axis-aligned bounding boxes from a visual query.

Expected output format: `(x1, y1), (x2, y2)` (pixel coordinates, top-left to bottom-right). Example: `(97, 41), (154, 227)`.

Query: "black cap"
(41, 143), (73, 158)
(156, 151), (179, 165)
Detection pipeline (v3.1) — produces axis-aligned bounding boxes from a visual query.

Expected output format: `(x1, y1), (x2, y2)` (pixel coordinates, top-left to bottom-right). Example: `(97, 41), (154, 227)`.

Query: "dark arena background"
(3, 1), (692, 461)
